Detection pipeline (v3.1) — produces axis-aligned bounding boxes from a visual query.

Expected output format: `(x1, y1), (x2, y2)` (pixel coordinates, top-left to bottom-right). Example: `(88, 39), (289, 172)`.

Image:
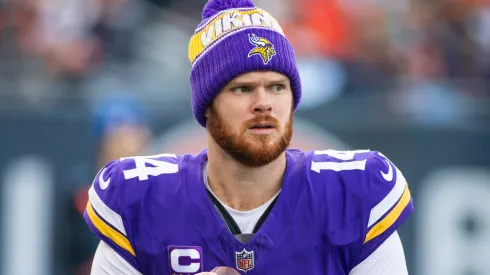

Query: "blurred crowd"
(0, 0), (489, 114)
(0, 0), (489, 274)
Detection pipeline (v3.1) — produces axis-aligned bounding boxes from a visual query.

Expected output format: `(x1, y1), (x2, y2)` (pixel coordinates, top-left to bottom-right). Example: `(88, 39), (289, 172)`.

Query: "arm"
(349, 231), (409, 275)
(84, 160), (142, 273)
(91, 241), (142, 275)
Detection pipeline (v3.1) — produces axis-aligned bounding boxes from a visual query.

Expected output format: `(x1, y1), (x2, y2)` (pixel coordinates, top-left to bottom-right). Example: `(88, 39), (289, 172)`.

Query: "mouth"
(247, 122), (276, 135)
(248, 122), (275, 130)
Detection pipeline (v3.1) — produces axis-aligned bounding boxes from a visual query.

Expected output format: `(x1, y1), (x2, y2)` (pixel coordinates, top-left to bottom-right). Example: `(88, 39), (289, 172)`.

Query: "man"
(84, 0), (414, 274)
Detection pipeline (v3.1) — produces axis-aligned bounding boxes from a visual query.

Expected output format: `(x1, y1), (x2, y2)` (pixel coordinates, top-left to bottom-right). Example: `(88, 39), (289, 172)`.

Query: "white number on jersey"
(311, 149), (371, 173)
(121, 154), (179, 181)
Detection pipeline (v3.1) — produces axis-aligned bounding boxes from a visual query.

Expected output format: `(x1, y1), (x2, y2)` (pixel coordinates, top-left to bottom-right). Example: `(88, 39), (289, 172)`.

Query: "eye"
(270, 84), (285, 92)
(232, 86), (253, 93)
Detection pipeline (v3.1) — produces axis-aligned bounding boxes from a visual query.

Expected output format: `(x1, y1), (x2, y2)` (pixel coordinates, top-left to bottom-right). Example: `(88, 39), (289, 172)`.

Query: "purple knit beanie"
(189, 0), (302, 127)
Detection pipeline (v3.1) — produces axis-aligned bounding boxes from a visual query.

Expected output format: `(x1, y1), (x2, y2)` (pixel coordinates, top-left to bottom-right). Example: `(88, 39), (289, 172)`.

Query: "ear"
(205, 107), (211, 118)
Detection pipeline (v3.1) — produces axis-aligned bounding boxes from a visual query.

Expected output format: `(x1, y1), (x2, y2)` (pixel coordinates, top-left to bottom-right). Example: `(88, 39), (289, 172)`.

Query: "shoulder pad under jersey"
(83, 153), (182, 271)
(307, 149), (413, 247)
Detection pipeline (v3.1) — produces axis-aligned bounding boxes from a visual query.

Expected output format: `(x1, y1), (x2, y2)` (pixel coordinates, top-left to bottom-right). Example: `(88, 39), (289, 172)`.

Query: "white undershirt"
(90, 163), (409, 274)
(203, 162), (281, 234)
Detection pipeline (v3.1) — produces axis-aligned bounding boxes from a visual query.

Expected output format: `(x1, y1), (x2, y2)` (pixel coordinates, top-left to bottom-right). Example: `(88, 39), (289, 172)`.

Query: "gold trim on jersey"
(364, 186), (411, 243)
(367, 166), (407, 228)
(86, 202), (136, 256)
(88, 186), (127, 235)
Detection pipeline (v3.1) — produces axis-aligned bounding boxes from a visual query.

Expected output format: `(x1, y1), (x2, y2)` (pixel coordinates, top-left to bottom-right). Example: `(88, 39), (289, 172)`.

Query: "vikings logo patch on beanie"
(248, 33), (276, 64)
(189, 0), (302, 127)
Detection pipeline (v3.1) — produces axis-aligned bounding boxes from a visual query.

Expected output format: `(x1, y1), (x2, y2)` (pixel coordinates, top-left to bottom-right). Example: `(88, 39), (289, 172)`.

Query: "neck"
(206, 142), (286, 211)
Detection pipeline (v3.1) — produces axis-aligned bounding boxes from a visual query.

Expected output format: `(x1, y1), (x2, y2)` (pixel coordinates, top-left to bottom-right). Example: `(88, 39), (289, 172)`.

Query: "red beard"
(207, 107), (293, 167)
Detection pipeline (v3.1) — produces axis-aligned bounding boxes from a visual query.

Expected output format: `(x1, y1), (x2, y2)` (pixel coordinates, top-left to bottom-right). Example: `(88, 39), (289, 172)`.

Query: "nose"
(252, 89), (272, 114)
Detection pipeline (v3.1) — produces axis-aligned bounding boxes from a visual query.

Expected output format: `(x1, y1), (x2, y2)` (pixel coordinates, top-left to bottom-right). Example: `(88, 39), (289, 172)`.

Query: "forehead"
(228, 71), (289, 84)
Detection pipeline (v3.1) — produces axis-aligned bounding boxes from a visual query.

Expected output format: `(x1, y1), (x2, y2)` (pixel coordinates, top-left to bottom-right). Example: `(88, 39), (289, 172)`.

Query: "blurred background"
(0, 0), (489, 274)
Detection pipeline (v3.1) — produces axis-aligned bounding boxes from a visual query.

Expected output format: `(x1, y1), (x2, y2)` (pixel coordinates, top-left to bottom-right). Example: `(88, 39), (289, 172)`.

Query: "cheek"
(227, 116), (242, 131)
(279, 106), (293, 130)
(277, 99), (293, 119)
(215, 95), (249, 117)
(220, 104), (249, 123)
(215, 108), (244, 132)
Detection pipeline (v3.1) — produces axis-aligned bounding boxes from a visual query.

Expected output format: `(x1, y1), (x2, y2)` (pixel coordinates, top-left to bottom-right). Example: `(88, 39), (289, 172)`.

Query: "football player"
(84, 0), (414, 274)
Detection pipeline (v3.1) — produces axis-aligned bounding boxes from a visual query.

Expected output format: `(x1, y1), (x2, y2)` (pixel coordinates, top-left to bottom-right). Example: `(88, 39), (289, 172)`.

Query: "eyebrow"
(228, 80), (257, 87)
(267, 78), (289, 85)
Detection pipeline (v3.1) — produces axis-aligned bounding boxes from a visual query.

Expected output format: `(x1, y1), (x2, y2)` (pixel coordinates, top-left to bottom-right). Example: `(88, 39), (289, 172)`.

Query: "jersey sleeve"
(83, 160), (142, 272)
(349, 231), (408, 275)
(313, 149), (413, 271)
(356, 151), (413, 265)
(91, 241), (143, 275)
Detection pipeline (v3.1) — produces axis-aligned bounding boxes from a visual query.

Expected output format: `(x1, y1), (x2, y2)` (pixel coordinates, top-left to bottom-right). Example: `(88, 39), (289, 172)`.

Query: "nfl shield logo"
(235, 248), (254, 272)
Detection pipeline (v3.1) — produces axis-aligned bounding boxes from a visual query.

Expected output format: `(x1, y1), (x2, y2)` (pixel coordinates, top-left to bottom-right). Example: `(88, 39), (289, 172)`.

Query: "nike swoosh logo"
(380, 157), (393, 182)
(378, 152), (393, 181)
(99, 168), (111, 190)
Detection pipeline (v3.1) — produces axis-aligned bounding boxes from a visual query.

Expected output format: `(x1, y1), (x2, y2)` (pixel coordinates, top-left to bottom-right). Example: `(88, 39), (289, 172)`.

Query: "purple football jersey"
(84, 149), (413, 274)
